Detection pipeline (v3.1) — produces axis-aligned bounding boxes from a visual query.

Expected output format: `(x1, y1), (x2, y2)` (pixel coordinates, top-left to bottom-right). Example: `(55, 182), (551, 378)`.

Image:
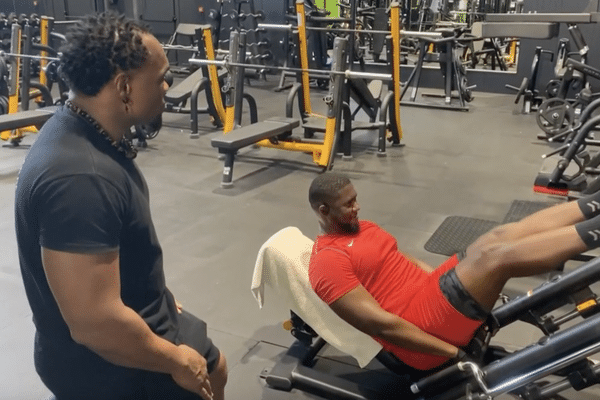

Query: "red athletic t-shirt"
(309, 220), (481, 370)
(309, 221), (428, 317)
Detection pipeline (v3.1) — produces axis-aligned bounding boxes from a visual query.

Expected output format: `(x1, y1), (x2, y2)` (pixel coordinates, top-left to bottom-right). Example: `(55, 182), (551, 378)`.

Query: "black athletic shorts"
(36, 310), (220, 400)
(439, 267), (489, 321)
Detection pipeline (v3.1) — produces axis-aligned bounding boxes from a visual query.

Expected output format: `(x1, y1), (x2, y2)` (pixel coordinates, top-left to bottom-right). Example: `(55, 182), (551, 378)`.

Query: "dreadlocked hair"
(308, 172), (352, 211)
(59, 12), (151, 96)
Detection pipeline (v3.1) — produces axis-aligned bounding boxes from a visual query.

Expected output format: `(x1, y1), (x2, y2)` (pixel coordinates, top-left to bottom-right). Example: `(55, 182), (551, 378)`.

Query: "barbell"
(257, 23), (443, 39)
(189, 57), (394, 82)
(0, 51), (60, 62)
(0, 49), (395, 82)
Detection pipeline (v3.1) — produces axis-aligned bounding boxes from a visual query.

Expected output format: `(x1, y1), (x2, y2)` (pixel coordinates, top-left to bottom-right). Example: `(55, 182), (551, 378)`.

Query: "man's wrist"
(454, 349), (467, 360)
(169, 344), (189, 376)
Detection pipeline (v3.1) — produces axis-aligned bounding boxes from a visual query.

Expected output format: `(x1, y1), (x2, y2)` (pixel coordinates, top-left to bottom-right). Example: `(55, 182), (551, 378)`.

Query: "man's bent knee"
(467, 241), (511, 271)
(210, 351), (228, 389)
(469, 223), (518, 250)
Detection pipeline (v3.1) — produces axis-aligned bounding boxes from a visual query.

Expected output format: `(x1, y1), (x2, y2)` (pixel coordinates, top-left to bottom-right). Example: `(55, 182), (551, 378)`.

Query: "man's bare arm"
(329, 285), (458, 358)
(42, 248), (213, 400)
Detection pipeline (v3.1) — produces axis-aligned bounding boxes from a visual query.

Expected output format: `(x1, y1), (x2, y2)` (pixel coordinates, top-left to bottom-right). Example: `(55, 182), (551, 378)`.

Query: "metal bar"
(21, 24), (33, 111)
(233, 32), (246, 128)
(482, 312), (600, 397)
(0, 52), (60, 61)
(8, 24), (21, 111)
(162, 45), (199, 52)
(53, 20), (82, 25)
(257, 22), (443, 39)
(222, 31), (239, 134)
(188, 58), (393, 82)
(537, 363), (600, 398)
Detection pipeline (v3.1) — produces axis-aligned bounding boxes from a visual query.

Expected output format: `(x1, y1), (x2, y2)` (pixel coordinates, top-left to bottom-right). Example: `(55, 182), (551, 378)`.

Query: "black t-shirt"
(15, 107), (180, 381)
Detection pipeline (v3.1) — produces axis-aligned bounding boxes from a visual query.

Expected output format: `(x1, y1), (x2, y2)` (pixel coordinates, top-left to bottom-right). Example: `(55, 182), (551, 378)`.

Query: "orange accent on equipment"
(533, 185), (568, 196)
(295, 0), (312, 115)
(203, 28), (226, 125)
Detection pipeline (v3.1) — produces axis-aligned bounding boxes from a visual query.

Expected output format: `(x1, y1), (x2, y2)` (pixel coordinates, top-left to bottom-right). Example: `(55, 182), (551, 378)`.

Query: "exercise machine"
(161, 23), (227, 137)
(399, 25), (475, 111)
(255, 226), (600, 400)
(203, 33), (349, 187)
(533, 98), (600, 196)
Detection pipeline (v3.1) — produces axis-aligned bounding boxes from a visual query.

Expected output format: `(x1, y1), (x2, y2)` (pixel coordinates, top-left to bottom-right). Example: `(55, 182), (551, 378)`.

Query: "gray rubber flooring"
(2, 78), (600, 399)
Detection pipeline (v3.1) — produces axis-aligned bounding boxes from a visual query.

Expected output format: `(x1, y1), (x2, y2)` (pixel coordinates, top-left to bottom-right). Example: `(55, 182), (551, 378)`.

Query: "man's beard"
(338, 220), (359, 234)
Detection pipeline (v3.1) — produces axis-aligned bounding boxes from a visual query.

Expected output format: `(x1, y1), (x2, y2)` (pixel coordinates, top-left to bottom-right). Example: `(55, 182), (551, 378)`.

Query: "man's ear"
(114, 72), (131, 98)
(318, 203), (329, 216)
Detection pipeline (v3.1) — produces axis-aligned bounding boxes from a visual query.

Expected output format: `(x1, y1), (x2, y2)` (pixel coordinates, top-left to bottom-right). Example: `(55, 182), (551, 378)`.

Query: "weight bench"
(163, 23), (227, 135)
(211, 117), (300, 187)
(164, 69), (207, 131)
(0, 106), (57, 132)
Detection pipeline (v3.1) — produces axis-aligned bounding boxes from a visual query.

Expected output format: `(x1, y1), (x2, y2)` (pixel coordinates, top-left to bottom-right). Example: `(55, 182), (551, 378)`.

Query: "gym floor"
(2, 76), (600, 399)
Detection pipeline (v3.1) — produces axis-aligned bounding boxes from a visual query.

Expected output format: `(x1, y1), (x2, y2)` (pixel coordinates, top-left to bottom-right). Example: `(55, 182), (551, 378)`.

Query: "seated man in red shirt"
(308, 172), (599, 371)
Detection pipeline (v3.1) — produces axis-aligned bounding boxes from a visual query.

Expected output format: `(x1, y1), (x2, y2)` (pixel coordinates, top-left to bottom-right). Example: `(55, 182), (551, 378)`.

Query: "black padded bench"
(165, 69), (205, 105)
(211, 117), (300, 187)
(0, 106), (57, 132)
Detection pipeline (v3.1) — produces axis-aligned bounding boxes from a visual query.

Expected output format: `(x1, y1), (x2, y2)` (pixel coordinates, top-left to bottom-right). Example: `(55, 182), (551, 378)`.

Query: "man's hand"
(171, 344), (213, 400)
(454, 349), (475, 364)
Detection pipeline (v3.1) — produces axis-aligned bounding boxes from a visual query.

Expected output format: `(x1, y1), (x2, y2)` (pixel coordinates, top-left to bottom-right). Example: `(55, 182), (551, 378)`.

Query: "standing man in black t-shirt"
(15, 12), (227, 400)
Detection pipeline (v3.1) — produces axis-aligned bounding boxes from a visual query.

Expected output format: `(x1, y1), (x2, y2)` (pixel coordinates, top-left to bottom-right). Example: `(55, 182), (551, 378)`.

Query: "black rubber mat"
(424, 216), (499, 256)
(502, 200), (557, 224)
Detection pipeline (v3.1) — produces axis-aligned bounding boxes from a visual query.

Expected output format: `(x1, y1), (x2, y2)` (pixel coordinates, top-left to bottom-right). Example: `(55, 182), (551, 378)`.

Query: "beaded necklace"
(65, 100), (137, 159)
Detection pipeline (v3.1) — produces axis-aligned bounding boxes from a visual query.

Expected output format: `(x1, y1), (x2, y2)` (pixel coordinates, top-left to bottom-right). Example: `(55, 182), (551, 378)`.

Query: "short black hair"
(59, 12), (151, 96)
(308, 172), (351, 211)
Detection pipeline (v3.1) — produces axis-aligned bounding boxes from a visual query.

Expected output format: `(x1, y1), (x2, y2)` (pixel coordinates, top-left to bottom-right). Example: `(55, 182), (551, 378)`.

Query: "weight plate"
(134, 114), (162, 140)
(545, 79), (561, 98)
(536, 98), (574, 137)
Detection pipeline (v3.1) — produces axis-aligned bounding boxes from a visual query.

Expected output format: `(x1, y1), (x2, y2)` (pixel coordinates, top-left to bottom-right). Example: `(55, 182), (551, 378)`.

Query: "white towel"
(251, 226), (382, 368)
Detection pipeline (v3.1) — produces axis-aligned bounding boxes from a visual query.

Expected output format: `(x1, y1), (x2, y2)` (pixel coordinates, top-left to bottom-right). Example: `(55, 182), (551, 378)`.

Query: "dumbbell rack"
(219, 0), (271, 78)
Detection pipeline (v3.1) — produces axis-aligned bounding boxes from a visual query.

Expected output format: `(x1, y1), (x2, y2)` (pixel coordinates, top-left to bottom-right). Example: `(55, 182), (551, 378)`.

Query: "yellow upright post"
(508, 39), (517, 65)
(1, 23), (39, 143)
(8, 24), (20, 115)
(295, 0), (312, 115)
(390, 2), (403, 141)
(202, 27), (226, 125)
(39, 16), (50, 87)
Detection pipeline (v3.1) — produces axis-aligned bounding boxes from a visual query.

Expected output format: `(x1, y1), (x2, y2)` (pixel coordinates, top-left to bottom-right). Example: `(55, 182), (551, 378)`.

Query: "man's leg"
(455, 216), (593, 311)
(469, 199), (586, 252)
(210, 351), (227, 400)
